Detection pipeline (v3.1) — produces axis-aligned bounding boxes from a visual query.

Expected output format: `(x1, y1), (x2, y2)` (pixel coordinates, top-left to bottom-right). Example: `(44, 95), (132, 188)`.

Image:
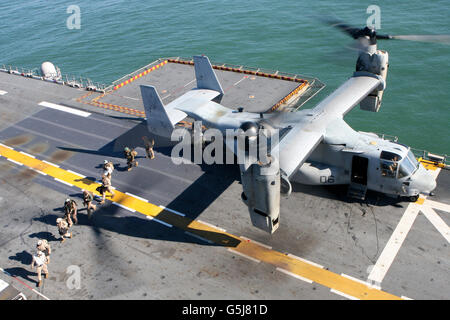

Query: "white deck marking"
(184, 231), (214, 244)
(159, 205), (185, 217)
(197, 219), (226, 232)
(240, 236), (272, 249)
(19, 151), (35, 158)
(122, 96), (139, 101)
(423, 199), (450, 213)
(39, 101), (91, 117)
(276, 267), (313, 283)
(368, 203), (421, 286)
(30, 168), (47, 176)
(420, 206), (450, 243)
(330, 289), (359, 300)
(145, 215), (173, 228)
(227, 248), (261, 263)
(368, 167), (443, 286)
(0, 90), (7, 95)
(0, 279), (8, 292)
(341, 273), (371, 287)
(0, 143), (13, 149)
(233, 76), (247, 86)
(54, 178), (73, 187)
(183, 79), (196, 87)
(67, 170), (86, 178)
(42, 160), (60, 167)
(126, 192), (149, 202)
(287, 253), (324, 269)
(7, 158), (23, 166)
(112, 202), (136, 213)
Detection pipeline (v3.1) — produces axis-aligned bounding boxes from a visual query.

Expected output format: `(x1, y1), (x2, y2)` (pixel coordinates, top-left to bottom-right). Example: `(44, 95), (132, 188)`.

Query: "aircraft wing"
(312, 74), (383, 118)
(272, 127), (324, 178)
(273, 74), (382, 178)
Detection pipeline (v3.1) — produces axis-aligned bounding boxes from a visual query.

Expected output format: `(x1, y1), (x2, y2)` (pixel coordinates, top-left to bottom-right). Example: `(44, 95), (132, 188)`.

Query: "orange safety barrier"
(113, 60), (168, 91)
(270, 81), (309, 112)
(167, 59), (308, 84)
(76, 92), (146, 118)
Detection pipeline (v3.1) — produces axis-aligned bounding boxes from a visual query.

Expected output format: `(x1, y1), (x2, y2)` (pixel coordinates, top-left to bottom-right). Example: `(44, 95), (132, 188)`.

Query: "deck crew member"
(31, 250), (49, 287)
(56, 217), (72, 243)
(99, 175), (115, 204)
(124, 147), (138, 171)
(142, 136), (155, 159)
(82, 189), (97, 219)
(36, 239), (51, 265)
(103, 160), (114, 179)
(64, 198), (78, 225)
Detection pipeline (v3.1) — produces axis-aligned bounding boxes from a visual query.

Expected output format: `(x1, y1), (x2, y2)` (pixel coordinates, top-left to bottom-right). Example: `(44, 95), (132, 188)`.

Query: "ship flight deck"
(0, 59), (448, 300)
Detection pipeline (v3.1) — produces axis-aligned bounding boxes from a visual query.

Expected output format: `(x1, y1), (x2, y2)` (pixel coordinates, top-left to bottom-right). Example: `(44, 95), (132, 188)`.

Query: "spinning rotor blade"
(324, 17), (450, 44)
(390, 35), (450, 44)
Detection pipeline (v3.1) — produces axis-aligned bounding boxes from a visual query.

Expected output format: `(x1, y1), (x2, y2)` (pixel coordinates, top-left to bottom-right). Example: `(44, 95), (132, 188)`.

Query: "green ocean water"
(1, 0), (449, 156)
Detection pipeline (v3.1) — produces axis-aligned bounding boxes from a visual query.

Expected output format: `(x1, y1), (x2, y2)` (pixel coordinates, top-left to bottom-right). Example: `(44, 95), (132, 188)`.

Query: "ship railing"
(380, 133), (399, 142)
(168, 56), (321, 82)
(1, 64), (108, 92)
(374, 132), (448, 168)
(411, 148), (449, 168)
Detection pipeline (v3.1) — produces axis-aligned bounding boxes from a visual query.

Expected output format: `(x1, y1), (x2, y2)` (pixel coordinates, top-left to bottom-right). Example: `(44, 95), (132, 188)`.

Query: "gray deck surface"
(0, 70), (448, 300)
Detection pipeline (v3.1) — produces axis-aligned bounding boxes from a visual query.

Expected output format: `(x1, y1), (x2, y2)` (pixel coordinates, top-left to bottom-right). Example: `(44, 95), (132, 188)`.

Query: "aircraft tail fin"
(140, 85), (187, 138)
(194, 55), (224, 95)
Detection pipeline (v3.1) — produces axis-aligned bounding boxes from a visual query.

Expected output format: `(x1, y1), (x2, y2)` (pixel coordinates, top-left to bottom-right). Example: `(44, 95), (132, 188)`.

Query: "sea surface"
(1, 0), (449, 155)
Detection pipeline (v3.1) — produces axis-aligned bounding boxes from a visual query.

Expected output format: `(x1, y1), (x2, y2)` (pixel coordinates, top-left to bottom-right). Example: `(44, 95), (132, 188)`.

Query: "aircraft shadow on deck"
(291, 182), (406, 208)
(57, 121), (175, 159)
(50, 120), (242, 246)
(35, 183), (241, 248)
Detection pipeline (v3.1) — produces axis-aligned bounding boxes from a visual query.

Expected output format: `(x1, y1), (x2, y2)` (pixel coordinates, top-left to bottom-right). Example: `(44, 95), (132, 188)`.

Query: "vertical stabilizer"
(140, 85), (186, 137)
(193, 55), (224, 95)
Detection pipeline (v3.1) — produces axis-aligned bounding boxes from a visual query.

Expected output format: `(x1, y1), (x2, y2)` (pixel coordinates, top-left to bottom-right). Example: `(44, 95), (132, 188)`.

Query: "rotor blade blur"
(391, 35), (450, 44)
(330, 23), (361, 39)
(317, 16), (361, 39)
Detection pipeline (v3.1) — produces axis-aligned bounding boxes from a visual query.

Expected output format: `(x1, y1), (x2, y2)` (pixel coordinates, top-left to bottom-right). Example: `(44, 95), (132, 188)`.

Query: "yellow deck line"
(0, 144), (402, 300)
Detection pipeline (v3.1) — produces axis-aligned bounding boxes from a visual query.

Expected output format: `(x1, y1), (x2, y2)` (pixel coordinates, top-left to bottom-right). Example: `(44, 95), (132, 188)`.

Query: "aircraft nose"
(428, 177), (437, 193)
(411, 168), (437, 195)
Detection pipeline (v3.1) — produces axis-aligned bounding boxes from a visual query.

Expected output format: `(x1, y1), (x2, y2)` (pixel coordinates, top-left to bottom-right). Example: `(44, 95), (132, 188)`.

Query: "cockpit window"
(407, 150), (419, 168)
(380, 151), (402, 178)
(398, 150), (419, 178)
(380, 151), (402, 161)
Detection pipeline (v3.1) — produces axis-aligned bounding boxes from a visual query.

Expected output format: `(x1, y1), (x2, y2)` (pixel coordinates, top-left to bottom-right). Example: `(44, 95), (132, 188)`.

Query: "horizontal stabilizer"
(194, 55), (224, 95)
(140, 85), (187, 138)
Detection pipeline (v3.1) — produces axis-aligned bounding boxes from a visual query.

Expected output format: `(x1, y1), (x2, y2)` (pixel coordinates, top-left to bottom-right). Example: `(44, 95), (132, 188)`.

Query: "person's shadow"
(28, 231), (59, 242)
(9, 250), (33, 265)
(3, 267), (39, 284)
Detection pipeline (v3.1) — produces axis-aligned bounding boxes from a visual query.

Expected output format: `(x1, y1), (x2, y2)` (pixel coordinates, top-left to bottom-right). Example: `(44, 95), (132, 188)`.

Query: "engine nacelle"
(356, 50), (389, 113)
(240, 156), (280, 234)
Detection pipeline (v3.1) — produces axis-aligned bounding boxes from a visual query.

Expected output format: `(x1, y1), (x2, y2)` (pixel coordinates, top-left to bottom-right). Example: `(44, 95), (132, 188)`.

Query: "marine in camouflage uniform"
(124, 147), (138, 171)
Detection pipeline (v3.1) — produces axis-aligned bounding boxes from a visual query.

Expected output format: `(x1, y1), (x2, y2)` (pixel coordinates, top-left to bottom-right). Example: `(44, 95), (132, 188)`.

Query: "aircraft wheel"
(409, 195), (419, 202)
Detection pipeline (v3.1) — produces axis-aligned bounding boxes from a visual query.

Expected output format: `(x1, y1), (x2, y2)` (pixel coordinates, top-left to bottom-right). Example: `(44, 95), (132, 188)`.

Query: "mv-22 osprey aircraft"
(139, 24), (437, 233)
